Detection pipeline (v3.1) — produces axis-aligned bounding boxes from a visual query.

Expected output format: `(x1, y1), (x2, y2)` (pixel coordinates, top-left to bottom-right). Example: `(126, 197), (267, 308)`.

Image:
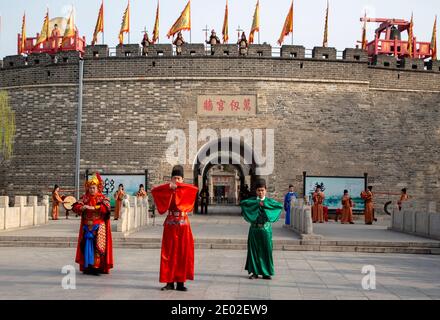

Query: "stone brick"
(399, 58), (425, 70)
(210, 44), (239, 57)
(27, 53), (52, 66)
(54, 50), (81, 64)
(280, 45), (306, 59)
(141, 44), (173, 57)
(343, 48), (368, 62)
(116, 44), (141, 57)
(181, 44), (205, 56)
(312, 47), (337, 60)
(426, 59), (440, 73)
(2, 55), (26, 69)
(84, 45), (109, 59)
(372, 54), (397, 68)
(248, 44), (272, 57)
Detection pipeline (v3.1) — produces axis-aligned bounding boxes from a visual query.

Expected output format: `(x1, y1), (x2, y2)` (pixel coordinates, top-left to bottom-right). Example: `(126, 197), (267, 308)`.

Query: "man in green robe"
(240, 178), (283, 280)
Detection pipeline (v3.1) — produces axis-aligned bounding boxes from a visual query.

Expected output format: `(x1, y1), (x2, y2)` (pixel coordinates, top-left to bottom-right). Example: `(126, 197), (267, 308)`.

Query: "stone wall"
(0, 48), (439, 212)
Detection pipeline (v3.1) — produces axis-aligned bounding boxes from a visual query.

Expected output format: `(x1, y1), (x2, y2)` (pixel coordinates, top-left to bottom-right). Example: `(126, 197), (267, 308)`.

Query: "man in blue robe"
(283, 185), (298, 225)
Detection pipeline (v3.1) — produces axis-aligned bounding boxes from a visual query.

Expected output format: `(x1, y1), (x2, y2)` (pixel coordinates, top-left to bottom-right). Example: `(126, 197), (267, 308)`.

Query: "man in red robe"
(72, 172), (113, 275)
(151, 165), (198, 291)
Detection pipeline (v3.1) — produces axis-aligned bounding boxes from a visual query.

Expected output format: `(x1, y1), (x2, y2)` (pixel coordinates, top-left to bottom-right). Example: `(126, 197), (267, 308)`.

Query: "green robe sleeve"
(240, 197), (260, 223)
(263, 198), (283, 223)
(240, 197), (283, 224)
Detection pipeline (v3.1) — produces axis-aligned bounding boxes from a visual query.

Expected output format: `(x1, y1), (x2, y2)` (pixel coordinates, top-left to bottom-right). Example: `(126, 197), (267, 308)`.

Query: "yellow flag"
(361, 11), (367, 50)
(119, 1), (130, 44)
(152, 0), (160, 43)
(407, 13), (414, 57)
(431, 15), (437, 60)
(35, 10), (50, 47)
(167, 0), (191, 38)
(249, 0), (260, 44)
(20, 13), (26, 54)
(222, 0), (229, 43)
(277, 1), (294, 45)
(323, 1), (329, 47)
(62, 10), (75, 47)
(92, 1), (104, 45)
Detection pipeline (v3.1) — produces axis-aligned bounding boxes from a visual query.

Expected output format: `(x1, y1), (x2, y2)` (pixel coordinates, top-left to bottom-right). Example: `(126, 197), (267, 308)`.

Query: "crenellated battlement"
(2, 44), (439, 73)
(1, 44), (439, 94)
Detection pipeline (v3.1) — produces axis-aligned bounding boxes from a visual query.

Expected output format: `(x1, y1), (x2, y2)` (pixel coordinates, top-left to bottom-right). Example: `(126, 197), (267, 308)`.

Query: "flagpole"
(102, 0), (105, 44)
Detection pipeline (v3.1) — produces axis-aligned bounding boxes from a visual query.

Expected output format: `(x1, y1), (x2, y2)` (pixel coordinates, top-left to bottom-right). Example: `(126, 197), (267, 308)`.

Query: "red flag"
(277, 1), (294, 45)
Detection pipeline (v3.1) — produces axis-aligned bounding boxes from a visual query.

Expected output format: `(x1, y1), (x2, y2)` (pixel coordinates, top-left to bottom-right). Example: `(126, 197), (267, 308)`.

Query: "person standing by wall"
(51, 185), (65, 220)
(173, 32), (185, 55)
(361, 186), (375, 225)
(397, 188), (409, 211)
(312, 186), (325, 223)
(283, 185), (298, 225)
(341, 190), (354, 224)
(113, 184), (125, 221)
(200, 186), (209, 215)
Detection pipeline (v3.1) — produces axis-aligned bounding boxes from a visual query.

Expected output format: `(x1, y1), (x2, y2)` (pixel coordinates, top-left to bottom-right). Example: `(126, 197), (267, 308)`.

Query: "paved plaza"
(0, 247), (439, 300)
(1, 209), (439, 300)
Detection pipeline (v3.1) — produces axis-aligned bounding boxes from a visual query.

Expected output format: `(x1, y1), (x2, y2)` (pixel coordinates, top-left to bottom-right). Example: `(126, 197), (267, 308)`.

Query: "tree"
(0, 91), (16, 160)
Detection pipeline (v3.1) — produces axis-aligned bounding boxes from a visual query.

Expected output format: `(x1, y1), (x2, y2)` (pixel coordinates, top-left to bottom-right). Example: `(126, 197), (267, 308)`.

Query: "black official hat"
(171, 165), (184, 178)
(256, 178), (267, 189)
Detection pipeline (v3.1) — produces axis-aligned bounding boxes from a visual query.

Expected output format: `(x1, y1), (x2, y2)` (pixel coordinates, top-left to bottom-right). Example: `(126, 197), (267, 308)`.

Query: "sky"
(0, 0), (438, 58)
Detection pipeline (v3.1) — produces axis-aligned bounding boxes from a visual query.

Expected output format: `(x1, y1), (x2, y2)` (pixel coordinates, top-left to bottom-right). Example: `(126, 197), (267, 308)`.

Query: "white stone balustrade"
(0, 195), (50, 231)
(290, 198), (314, 236)
(117, 195), (150, 234)
(391, 201), (440, 240)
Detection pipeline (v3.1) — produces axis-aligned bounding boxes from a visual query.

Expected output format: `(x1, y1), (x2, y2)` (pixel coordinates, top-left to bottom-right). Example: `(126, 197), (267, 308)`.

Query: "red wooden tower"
(360, 17), (433, 60)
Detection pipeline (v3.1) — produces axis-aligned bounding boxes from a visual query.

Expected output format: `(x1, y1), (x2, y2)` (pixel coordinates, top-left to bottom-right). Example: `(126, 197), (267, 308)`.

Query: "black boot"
(84, 267), (100, 276)
(176, 282), (188, 291)
(161, 283), (175, 291)
(263, 275), (272, 280)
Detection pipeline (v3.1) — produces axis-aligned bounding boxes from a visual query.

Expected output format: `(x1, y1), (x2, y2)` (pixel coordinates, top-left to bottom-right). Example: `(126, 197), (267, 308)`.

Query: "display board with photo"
(304, 176), (366, 211)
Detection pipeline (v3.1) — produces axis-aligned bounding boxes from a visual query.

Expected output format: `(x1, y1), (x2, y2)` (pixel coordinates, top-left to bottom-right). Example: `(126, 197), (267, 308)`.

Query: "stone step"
(0, 239), (438, 254)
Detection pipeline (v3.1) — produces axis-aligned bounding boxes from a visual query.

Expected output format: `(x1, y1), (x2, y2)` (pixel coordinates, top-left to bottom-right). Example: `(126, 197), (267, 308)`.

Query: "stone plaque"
(197, 95), (257, 116)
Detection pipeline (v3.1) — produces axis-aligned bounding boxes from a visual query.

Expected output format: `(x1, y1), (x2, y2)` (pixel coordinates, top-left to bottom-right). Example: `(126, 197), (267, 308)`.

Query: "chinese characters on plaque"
(197, 95), (257, 116)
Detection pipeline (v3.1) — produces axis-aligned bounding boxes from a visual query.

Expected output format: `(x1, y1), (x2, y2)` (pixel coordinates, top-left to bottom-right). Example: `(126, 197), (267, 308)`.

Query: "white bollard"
(28, 196), (38, 226)
(42, 195), (49, 224)
(0, 196), (7, 230)
(145, 197), (150, 226)
(15, 196), (26, 227)
(304, 206), (313, 235)
(0, 196), (8, 208)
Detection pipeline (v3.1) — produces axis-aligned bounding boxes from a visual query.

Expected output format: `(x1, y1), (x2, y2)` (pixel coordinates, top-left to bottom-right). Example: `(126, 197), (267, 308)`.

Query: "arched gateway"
(192, 137), (263, 214)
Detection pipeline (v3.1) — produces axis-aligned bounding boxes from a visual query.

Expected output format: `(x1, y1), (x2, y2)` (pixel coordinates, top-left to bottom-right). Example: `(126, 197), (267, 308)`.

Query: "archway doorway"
(193, 137), (261, 215)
